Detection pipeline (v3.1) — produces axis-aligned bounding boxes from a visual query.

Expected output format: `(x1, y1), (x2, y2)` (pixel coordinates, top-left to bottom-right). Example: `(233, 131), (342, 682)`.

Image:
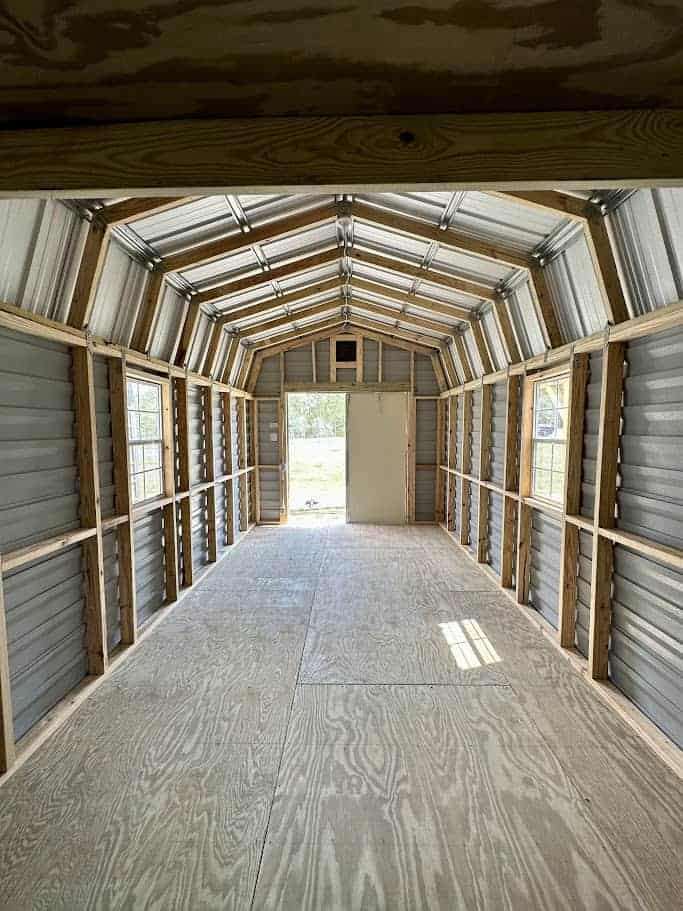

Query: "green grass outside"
(289, 436), (345, 511)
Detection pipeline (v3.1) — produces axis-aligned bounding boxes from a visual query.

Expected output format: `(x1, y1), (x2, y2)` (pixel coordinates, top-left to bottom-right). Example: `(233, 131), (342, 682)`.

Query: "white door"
(346, 392), (408, 524)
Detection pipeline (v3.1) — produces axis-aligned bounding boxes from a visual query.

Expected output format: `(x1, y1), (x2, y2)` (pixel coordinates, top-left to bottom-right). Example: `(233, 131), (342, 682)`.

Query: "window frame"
(125, 370), (172, 507)
(521, 366), (571, 509)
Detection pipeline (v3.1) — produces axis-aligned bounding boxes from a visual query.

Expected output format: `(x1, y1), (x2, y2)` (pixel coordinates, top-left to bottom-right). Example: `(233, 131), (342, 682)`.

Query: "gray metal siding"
(617, 327), (683, 549)
(285, 345), (313, 383)
(468, 487), (478, 554)
(610, 547), (682, 748)
(336, 367), (356, 384)
(414, 354), (438, 395)
(454, 477), (462, 537)
(231, 398), (243, 544)
(215, 482), (228, 552)
(258, 401), (279, 466)
(259, 468), (281, 522)
(102, 529), (121, 652)
(581, 351), (602, 519)
(254, 355), (281, 396)
(415, 469), (436, 522)
(134, 512), (166, 628)
(488, 382), (506, 486)
(487, 492), (503, 576)
(89, 241), (149, 347)
(191, 492), (209, 573)
(455, 398), (464, 472)
(470, 389), (481, 479)
(415, 400), (437, 465)
(212, 391), (226, 477)
(188, 384), (206, 487)
(315, 340), (330, 384)
(363, 339), (379, 382)
(0, 328), (79, 552)
(575, 530), (592, 659)
(545, 235), (607, 343)
(94, 356), (116, 519)
(529, 510), (561, 630)
(4, 544), (87, 741)
(382, 345), (410, 383)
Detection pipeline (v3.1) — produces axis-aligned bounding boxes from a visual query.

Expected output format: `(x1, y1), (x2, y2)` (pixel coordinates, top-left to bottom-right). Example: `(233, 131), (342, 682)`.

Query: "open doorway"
(287, 393), (346, 525)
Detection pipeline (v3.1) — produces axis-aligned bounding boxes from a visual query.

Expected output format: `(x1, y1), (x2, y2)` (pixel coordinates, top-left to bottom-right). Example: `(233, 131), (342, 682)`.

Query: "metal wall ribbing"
(285, 346), (313, 383)
(488, 381), (506, 487)
(414, 354), (439, 395)
(487, 492), (503, 576)
(382, 344), (410, 382)
(580, 351), (602, 519)
(134, 512), (166, 628)
(254, 355), (281, 396)
(314, 340), (330, 383)
(575, 530), (593, 659)
(363, 339), (379, 382)
(529, 510), (562, 630)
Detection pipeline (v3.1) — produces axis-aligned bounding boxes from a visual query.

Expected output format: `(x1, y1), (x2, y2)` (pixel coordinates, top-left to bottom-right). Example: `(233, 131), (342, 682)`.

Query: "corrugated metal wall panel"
(231, 399), (243, 544)
(618, 327), (683, 549)
(415, 469), (436, 522)
(211, 330), (231, 381)
(414, 354), (438, 395)
(89, 241), (149, 346)
(454, 477), (462, 537)
(468, 487), (478, 554)
(187, 312), (212, 373)
(4, 544), (87, 741)
(507, 281), (546, 358)
(363, 339), (379, 382)
(545, 235), (607, 342)
(382, 344), (410, 382)
(94, 356), (115, 519)
(149, 284), (186, 362)
(529, 510), (561, 629)
(610, 188), (683, 316)
(415, 399), (437, 465)
(455, 396), (464, 472)
(259, 468), (281, 522)
(254, 355), (281, 396)
(487, 492), (503, 576)
(191, 493), (209, 574)
(285, 345), (313, 383)
(0, 328), (79, 552)
(215, 482), (228, 551)
(258, 401), (279, 466)
(575, 530), (592, 658)
(610, 546), (682, 748)
(134, 512), (166, 628)
(102, 529), (121, 652)
(0, 199), (86, 323)
(212, 391), (225, 476)
(336, 367), (356, 384)
(463, 331), (483, 378)
(481, 310), (508, 370)
(488, 381), (506, 486)
(315, 340), (330, 383)
(188, 384), (206, 487)
(470, 389), (481, 479)
(580, 351), (602, 519)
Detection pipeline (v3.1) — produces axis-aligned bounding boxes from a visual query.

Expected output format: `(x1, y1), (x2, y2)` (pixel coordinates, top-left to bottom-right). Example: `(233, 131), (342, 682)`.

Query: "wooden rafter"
(237, 299), (343, 339)
(350, 248), (496, 302)
(195, 247), (340, 306)
(350, 277), (472, 322)
(351, 297), (457, 337)
(162, 203), (337, 274)
(496, 191), (629, 326)
(218, 277), (339, 326)
(100, 197), (196, 226)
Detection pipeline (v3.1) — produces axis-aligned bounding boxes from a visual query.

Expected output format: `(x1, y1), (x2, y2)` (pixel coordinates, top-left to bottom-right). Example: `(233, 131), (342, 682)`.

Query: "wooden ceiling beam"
(250, 318), (347, 356)
(345, 316), (442, 353)
(100, 196), (197, 226)
(4, 110), (680, 194)
(162, 203), (337, 274)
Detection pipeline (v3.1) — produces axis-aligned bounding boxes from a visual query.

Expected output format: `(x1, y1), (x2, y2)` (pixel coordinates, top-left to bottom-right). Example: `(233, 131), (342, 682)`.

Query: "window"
(335, 339), (357, 363)
(127, 377), (164, 504)
(530, 373), (569, 504)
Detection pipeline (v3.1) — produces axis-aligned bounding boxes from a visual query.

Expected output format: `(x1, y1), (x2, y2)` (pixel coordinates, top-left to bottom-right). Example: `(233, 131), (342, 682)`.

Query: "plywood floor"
(0, 525), (681, 910)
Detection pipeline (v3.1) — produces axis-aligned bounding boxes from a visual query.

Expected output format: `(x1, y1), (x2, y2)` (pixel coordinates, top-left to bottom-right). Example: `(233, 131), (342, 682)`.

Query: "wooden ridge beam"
(162, 203), (337, 274)
(2, 110), (681, 194)
(195, 247), (340, 306)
